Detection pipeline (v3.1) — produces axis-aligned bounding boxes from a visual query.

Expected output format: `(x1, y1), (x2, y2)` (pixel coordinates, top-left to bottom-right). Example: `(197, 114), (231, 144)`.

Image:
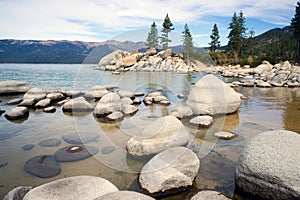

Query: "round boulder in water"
(24, 155), (61, 178)
(55, 145), (99, 162)
(39, 138), (61, 147)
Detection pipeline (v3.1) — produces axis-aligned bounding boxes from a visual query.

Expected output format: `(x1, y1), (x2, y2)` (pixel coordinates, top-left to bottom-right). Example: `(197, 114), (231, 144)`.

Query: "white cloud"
(0, 0), (296, 42)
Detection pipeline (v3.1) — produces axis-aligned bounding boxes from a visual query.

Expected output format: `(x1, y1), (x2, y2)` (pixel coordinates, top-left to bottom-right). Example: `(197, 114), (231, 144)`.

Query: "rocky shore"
(1, 64), (299, 199)
(95, 48), (207, 73)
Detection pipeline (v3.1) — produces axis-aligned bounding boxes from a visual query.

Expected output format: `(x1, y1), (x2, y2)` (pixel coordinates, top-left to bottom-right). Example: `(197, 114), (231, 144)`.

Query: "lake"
(0, 64), (299, 199)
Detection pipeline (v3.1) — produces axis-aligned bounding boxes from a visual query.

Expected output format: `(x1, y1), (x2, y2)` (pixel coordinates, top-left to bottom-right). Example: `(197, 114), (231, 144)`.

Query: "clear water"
(0, 64), (299, 199)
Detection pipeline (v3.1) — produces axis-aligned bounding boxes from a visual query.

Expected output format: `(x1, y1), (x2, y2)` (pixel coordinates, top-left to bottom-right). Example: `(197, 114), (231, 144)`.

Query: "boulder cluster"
(95, 48), (206, 73)
(218, 61), (300, 87)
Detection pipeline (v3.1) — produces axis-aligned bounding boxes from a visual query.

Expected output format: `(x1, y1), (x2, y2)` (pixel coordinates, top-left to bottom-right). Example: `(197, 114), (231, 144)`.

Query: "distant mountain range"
(0, 26), (293, 64)
(0, 40), (145, 64)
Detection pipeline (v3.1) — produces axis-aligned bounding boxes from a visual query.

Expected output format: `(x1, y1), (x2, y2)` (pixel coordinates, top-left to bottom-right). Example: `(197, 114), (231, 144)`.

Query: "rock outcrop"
(236, 130), (300, 200)
(126, 116), (189, 156)
(139, 147), (200, 194)
(186, 74), (241, 115)
(96, 49), (206, 73)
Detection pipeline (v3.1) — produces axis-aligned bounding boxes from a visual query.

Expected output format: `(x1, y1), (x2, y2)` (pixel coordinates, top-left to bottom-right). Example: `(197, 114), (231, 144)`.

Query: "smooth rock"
(134, 92), (145, 97)
(106, 111), (124, 121)
(35, 98), (51, 108)
(0, 109), (5, 116)
(5, 106), (29, 120)
(0, 80), (31, 95)
(98, 50), (126, 66)
(214, 131), (237, 140)
(132, 98), (142, 105)
(122, 105), (138, 116)
(126, 116), (189, 156)
(18, 98), (37, 108)
(117, 90), (135, 99)
(94, 93), (122, 117)
(177, 93), (185, 98)
(24, 155), (61, 178)
(170, 106), (193, 119)
(254, 61), (273, 74)
(236, 130), (300, 200)
(55, 145), (99, 162)
(95, 191), (155, 200)
(62, 134), (100, 144)
(191, 190), (230, 200)
(256, 80), (272, 88)
(3, 186), (32, 200)
(84, 86), (108, 100)
(65, 90), (82, 98)
(23, 176), (119, 200)
(6, 98), (23, 105)
(23, 88), (46, 101)
(189, 116), (213, 127)
(139, 147), (200, 193)
(43, 106), (56, 113)
(39, 138), (61, 147)
(186, 75), (241, 115)
(159, 100), (171, 105)
(121, 97), (133, 105)
(62, 97), (94, 112)
(46, 93), (64, 101)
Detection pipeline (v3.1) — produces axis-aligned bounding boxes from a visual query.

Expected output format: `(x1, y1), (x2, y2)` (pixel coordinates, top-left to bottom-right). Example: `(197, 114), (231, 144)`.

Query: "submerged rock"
(101, 146), (116, 154)
(186, 74), (241, 115)
(24, 155), (61, 178)
(22, 144), (34, 151)
(3, 186), (32, 200)
(5, 106), (29, 120)
(139, 147), (200, 194)
(23, 176), (119, 200)
(55, 145), (99, 162)
(236, 130), (300, 200)
(0, 80), (31, 95)
(39, 138), (61, 147)
(95, 191), (155, 200)
(62, 133), (100, 144)
(126, 116), (189, 156)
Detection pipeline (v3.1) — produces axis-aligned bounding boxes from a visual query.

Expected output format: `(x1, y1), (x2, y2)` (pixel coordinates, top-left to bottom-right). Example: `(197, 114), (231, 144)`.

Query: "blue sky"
(0, 0), (297, 47)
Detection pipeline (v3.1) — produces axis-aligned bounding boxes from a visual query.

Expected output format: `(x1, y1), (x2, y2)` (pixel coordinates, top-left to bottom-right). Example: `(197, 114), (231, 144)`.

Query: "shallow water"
(0, 64), (299, 199)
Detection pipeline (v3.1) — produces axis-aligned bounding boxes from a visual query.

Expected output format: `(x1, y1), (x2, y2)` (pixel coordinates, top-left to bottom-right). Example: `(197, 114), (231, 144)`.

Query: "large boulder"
(94, 93), (122, 117)
(186, 74), (241, 115)
(98, 50), (127, 70)
(139, 147), (200, 193)
(3, 186), (32, 200)
(23, 176), (119, 200)
(95, 191), (155, 200)
(84, 85), (108, 100)
(23, 88), (46, 101)
(5, 106), (29, 120)
(254, 61), (273, 74)
(236, 130), (300, 200)
(62, 97), (94, 112)
(126, 116), (189, 156)
(0, 80), (31, 95)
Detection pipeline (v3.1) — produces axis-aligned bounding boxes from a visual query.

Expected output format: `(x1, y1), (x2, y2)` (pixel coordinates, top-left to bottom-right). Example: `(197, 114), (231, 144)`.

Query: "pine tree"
(227, 11), (247, 60)
(249, 28), (255, 55)
(291, 1), (300, 63)
(160, 14), (174, 50)
(182, 23), (193, 64)
(209, 23), (221, 52)
(145, 22), (159, 49)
